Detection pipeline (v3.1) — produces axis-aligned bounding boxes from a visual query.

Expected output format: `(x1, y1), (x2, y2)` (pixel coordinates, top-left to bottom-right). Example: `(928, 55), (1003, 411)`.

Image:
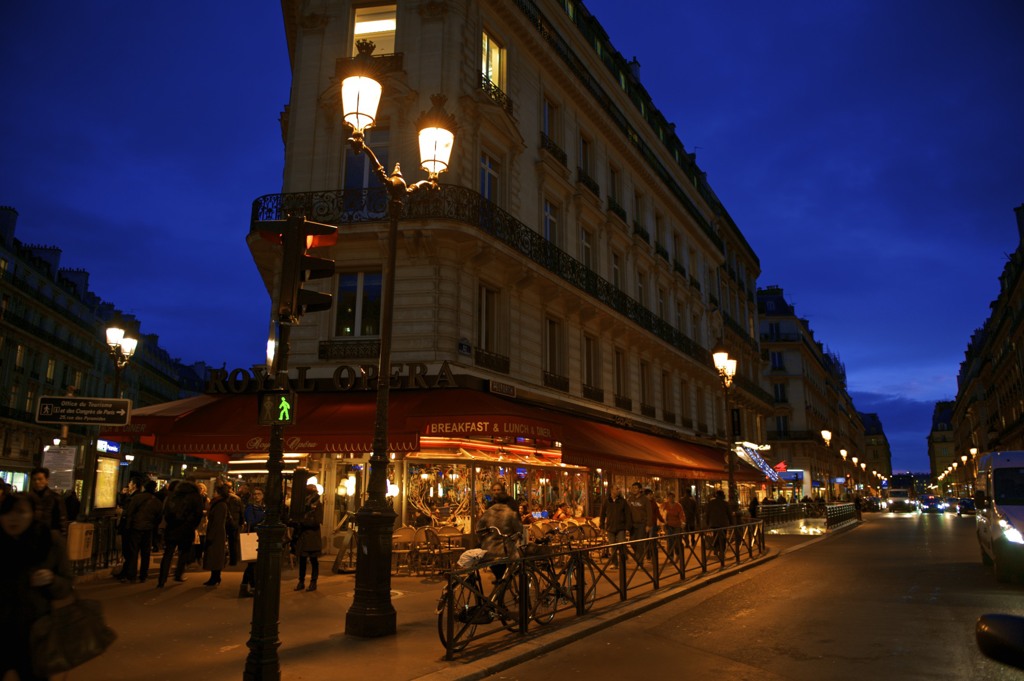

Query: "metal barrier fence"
(438, 520), (766, 659)
(758, 502), (858, 532)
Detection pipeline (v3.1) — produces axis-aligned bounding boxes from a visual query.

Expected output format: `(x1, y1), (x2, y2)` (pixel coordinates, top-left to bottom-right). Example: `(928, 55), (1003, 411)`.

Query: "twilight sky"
(2, 2), (1023, 473)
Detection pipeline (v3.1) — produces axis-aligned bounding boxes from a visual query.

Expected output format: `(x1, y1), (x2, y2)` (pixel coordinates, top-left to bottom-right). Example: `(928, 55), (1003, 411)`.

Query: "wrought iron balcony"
(474, 347), (510, 374)
(582, 384), (604, 402)
(543, 371), (569, 392)
(576, 167), (600, 196)
(655, 243), (669, 261)
(632, 223), (650, 243)
(481, 75), (514, 117)
(251, 185), (716, 366)
(673, 260), (687, 278)
(614, 394), (633, 410)
(640, 402), (656, 418)
(663, 410), (676, 424)
(540, 132), (567, 167)
(607, 197), (627, 222)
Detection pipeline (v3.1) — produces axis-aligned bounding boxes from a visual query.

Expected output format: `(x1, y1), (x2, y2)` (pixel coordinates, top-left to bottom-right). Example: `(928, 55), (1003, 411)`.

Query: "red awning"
(560, 420), (759, 481)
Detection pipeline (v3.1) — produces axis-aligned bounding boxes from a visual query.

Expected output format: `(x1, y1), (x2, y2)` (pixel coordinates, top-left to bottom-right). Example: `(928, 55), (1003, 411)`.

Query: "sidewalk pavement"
(70, 532), (820, 681)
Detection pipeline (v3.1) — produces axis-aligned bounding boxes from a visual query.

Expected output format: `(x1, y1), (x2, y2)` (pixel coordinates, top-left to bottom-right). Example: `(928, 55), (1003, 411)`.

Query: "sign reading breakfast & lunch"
(421, 416), (561, 442)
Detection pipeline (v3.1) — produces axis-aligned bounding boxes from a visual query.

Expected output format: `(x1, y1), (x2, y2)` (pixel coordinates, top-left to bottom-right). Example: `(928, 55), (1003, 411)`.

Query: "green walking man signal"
(258, 391), (297, 425)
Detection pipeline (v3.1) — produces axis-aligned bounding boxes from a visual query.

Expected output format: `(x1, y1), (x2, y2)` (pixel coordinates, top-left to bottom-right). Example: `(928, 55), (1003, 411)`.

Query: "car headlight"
(999, 519), (1024, 544)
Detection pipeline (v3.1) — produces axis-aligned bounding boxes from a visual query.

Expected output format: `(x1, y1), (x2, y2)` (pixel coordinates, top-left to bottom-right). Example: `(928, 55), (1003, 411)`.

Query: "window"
(636, 269), (646, 307)
(73, 371), (82, 390)
(657, 287), (666, 319)
(482, 30), (504, 88)
(578, 133), (592, 173)
(545, 318), (564, 375)
(611, 251), (622, 290)
(344, 129), (388, 190)
(478, 284), (500, 352)
(613, 348), (627, 397)
(775, 415), (789, 435)
(633, 191), (644, 226)
(680, 379), (691, 419)
(583, 334), (599, 387)
(45, 359), (55, 382)
(661, 371), (672, 413)
(543, 199), (559, 244)
(8, 384), (17, 409)
(480, 151), (500, 203)
(696, 387), (706, 428)
(639, 360), (651, 404)
(14, 344), (24, 370)
(608, 165), (620, 201)
(580, 226), (593, 269)
(353, 5), (396, 55)
(768, 322), (781, 339)
(336, 271), (382, 337)
(24, 388), (34, 414)
(542, 96), (559, 142)
(770, 351), (785, 370)
(773, 383), (787, 403)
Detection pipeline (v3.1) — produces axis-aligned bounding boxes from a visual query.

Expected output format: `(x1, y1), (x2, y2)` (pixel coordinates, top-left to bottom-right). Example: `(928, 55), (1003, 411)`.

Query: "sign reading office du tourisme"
(35, 396), (132, 427)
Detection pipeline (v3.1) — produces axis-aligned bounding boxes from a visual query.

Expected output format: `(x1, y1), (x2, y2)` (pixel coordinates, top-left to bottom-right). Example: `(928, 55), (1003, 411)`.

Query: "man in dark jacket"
(705, 489), (734, 563)
(121, 479), (164, 582)
(29, 467), (67, 536)
(157, 480), (206, 587)
(223, 479), (244, 565)
(599, 485), (629, 544)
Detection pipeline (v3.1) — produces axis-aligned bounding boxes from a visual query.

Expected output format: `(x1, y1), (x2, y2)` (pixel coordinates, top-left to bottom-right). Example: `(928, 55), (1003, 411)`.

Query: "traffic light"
(271, 216), (338, 320)
(258, 390), (297, 425)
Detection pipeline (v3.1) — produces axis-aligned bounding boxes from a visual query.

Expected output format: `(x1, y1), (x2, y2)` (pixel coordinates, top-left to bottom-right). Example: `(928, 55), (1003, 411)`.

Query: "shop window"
(353, 5), (396, 55)
(335, 271), (382, 337)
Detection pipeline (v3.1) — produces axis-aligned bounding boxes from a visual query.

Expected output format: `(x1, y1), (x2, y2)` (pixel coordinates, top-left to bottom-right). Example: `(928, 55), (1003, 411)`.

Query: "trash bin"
(67, 521), (95, 561)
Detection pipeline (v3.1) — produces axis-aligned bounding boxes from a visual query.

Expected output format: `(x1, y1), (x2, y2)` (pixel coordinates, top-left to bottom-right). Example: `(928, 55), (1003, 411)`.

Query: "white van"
(976, 451), (1024, 582)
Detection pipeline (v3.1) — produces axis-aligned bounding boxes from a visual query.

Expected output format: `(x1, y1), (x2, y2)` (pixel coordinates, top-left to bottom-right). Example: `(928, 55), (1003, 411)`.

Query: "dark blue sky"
(2, 2), (1023, 473)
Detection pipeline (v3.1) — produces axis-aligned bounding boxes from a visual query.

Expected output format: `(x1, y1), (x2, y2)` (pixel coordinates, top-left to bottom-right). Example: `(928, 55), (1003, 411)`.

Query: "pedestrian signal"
(258, 391), (297, 425)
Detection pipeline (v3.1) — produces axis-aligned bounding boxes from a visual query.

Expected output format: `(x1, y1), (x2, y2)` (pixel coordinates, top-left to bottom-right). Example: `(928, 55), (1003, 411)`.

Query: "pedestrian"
(486, 482), (515, 509)
(193, 482), (210, 566)
(661, 491), (684, 558)
(202, 483), (232, 586)
(121, 479), (163, 583)
(705, 489), (734, 563)
(292, 483), (324, 592)
(239, 487), (266, 597)
(626, 482), (651, 561)
(644, 488), (663, 538)
(681, 488), (698, 546)
(223, 479), (244, 566)
(113, 478), (140, 579)
(0, 492), (74, 681)
(157, 480), (205, 587)
(748, 495), (760, 519)
(599, 486), (629, 545)
(29, 467), (68, 536)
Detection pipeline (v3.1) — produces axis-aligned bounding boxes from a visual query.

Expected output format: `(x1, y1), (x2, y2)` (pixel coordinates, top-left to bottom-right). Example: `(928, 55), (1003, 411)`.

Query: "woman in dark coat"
(202, 484), (233, 586)
(1, 492), (74, 681)
(292, 484), (324, 592)
(157, 480), (205, 587)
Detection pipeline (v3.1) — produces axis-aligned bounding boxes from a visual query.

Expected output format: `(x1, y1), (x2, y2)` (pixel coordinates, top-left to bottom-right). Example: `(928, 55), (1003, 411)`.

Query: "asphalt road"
(483, 512), (1024, 681)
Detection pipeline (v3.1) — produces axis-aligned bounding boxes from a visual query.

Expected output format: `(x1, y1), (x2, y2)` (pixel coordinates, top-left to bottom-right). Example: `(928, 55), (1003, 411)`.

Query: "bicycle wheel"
(528, 563), (560, 625)
(437, 577), (481, 652)
(561, 558), (597, 613)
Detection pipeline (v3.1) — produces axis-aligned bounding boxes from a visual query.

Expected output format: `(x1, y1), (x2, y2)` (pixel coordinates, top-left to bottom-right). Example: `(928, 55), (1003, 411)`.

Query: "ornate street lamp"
(105, 319), (138, 398)
(840, 449), (848, 497)
(712, 343), (738, 502)
(341, 40), (457, 639)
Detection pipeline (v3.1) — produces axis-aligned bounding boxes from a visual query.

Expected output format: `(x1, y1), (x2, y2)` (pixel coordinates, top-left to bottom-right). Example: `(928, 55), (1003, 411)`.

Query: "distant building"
(859, 412), (892, 481)
(928, 400), (956, 491)
(0, 206), (209, 490)
(952, 204), (1024, 490)
(758, 285), (865, 498)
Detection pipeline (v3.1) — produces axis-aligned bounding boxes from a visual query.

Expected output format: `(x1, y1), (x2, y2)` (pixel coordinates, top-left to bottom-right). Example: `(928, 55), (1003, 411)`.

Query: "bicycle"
(528, 526), (598, 624)
(436, 526), (538, 652)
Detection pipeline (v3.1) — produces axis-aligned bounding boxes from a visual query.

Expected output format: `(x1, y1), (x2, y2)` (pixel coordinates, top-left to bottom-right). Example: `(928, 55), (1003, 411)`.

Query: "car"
(920, 495), (947, 513)
(957, 497), (976, 515)
(862, 496), (881, 512)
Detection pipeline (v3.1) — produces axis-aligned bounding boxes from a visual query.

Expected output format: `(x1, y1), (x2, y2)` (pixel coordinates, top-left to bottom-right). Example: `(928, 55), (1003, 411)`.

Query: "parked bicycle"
(436, 526), (538, 652)
(528, 526), (598, 623)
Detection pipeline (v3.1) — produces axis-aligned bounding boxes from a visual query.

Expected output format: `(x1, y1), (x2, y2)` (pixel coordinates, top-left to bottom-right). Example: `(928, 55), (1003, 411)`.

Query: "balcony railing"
(633, 223), (650, 243)
(663, 410), (676, 424)
(576, 167), (600, 196)
(251, 186), (713, 366)
(640, 402), (656, 418)
(582, 384), (604, 402)
(607, 197), (627, 222)
(474, 347), (510, 374)
(689, 275), (702, 292)
(655, 243), (669, 261)
(540, 132), (567, 167)
(614, 394), (633, 410)
(543, 371), (569, 392)
(481, 75), (514, 117)
(673, 260), (687, 278)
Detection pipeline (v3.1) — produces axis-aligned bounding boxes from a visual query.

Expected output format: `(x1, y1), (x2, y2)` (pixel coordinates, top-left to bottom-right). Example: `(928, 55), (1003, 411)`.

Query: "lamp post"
(860, 462), (866, 491)
(840, 449), (848, 498)
(712, 344), (738, 503)
(79, 319), (138, 518)
(820, 430), (832, 500)
(341, 40), (457, 638)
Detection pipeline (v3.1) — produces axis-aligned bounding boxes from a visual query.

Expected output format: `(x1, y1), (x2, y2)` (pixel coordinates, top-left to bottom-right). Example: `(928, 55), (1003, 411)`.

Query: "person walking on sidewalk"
(626, 482), (651, 561)
(661, 492), (685, 560)
(705, 489), (734, 564)
(292, 483), (324, 592)
(29, 467), (68, 536)
(121, 479), (163, 583)
(681, 488), (698, 546)
(239, 488), (266, 597)
(157, 480), (205, 587)
(202, 483), (233, 587)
